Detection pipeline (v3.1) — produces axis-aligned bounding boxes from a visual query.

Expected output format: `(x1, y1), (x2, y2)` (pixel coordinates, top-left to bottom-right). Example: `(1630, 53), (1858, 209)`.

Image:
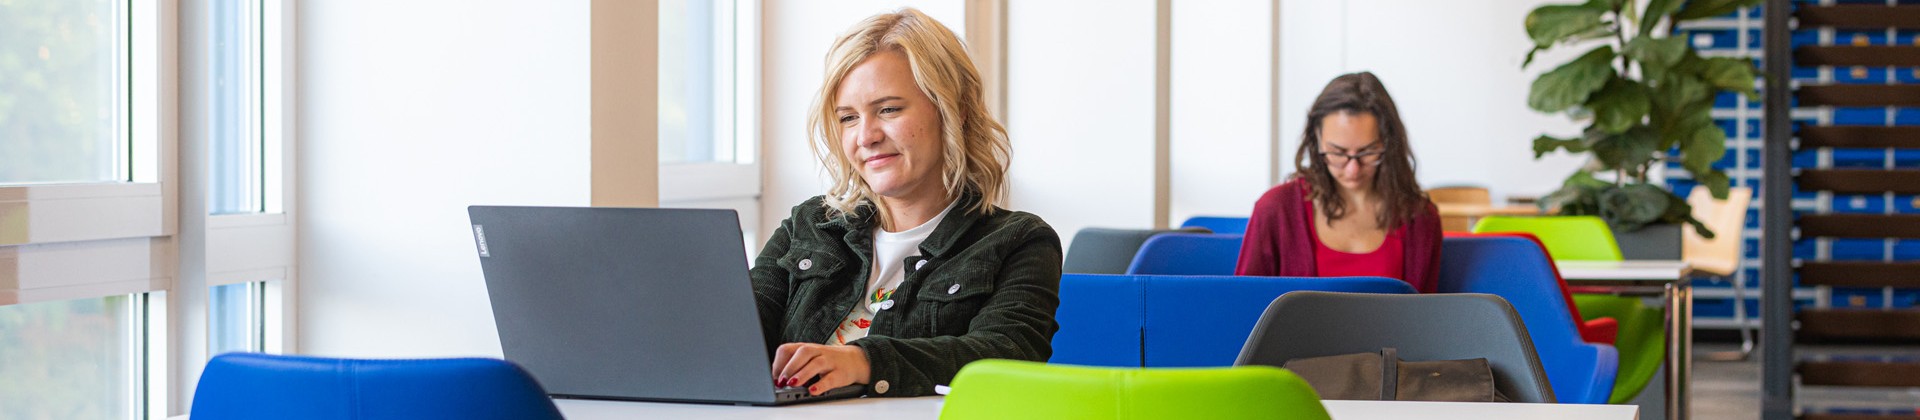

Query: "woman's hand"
(771, 343), (871, 395)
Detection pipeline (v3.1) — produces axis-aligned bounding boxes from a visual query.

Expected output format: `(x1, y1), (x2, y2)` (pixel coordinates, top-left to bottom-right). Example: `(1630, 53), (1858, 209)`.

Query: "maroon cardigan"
(1234, 178), (1443, 293)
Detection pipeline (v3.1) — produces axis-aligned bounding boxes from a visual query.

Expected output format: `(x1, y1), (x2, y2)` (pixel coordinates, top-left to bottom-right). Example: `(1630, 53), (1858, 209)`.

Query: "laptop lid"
(468, 205), (778, 405)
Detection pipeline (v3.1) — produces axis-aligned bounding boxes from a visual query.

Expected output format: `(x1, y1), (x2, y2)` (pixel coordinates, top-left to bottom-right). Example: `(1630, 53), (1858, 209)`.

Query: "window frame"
(659, 0), (762, 219)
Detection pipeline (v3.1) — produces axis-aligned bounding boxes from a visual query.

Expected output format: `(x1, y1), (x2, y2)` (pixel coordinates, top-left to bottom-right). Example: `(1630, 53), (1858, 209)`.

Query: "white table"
(555, 396), (1639, 419)
(1555, 259), (1692, 420)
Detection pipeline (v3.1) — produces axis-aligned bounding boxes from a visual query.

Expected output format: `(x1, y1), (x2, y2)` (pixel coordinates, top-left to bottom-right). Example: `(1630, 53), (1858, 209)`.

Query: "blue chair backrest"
(1126, 233), (1244, 276)
(191, 352), (564, 420)
(1437, 236), (1619, 404)
(1179, 216), (1250, 234)
(1051, 274), (1145, 367)
(1141, 275), (1416, 367)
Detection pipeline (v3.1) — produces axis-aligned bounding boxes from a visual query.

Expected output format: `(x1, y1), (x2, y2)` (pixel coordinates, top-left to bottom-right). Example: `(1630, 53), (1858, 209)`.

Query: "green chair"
(940, 359), (1330, 420)
(1570, 294), (1665, 404)
(1472, 215), (1663, 404)
(1472, 216), (1622, 260)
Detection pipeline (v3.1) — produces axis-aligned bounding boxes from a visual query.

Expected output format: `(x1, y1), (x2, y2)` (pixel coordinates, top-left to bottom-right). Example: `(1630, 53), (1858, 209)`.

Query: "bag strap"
(1380, 347), (1399, 400)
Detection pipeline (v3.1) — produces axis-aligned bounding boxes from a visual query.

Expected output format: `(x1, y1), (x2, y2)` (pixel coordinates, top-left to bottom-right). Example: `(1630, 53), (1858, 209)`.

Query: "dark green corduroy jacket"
(749, 193), (1062, 398)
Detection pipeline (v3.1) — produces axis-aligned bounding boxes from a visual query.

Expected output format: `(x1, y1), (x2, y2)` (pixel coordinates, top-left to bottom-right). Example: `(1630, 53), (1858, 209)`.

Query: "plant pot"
(1613, 223), (1682, 260)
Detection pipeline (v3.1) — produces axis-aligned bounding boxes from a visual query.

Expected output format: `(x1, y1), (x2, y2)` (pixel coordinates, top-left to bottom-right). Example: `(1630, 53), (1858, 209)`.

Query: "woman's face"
(836, 50), (946, 204)
(1316, 112), (1385, 192)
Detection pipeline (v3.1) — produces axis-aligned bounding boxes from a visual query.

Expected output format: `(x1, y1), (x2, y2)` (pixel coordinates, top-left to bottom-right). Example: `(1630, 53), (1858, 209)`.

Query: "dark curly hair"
(1292, 71), (1425, 231)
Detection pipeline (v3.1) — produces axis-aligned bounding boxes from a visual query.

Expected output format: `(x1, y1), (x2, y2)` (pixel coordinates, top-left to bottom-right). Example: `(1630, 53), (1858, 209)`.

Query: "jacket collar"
(815, 190), (990, 258)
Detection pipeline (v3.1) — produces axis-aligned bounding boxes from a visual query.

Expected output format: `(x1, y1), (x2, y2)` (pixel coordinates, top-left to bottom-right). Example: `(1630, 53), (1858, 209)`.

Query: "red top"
(1235, 178), (1442, 293)
(1309, 204), (1407, 279)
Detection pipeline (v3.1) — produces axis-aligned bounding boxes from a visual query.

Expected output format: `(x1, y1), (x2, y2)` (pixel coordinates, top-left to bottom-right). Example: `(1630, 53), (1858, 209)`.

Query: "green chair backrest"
(1471, 216), (1623, 261)
(940, 359), (1330, 420)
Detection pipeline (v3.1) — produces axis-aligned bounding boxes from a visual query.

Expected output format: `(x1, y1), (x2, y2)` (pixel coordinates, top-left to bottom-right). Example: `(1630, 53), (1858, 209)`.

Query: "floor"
(1690, 342), (1920, 420)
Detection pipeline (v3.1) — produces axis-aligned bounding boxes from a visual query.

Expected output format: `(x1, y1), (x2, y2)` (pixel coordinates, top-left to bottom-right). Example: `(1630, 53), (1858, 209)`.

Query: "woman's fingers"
(771, 342), (807, 384)
(806, 370), (854, 396)
(775, 344), (824, 386)
(788, 356), (836, 393)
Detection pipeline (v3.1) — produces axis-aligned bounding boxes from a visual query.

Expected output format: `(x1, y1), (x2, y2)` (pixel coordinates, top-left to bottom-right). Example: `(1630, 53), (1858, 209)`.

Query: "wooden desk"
(1556, 260), (1692, 420)
(1435, 204), (1540, 232)
(555, 396), (1640, 419)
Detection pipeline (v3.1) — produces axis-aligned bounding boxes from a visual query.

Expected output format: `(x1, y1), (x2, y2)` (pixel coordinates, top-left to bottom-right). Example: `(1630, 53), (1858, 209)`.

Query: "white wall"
(297, 0), (592, 358)
(1169, 0), (1279, 224)
(756, 0), (963, 245)
(1004, 0), (1161, 247)
(1279, 0), (1587, 202)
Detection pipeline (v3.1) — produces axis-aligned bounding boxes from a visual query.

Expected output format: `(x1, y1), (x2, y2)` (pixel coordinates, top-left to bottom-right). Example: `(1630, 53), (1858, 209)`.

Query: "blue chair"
(1051, 274), (1146, 367)
(1126, 233), (1244, 276)
(1065, 227), (1207, 274)
(1437, 236), (1620, 404)
(1141, 275), (1416, 367)
(191, 352), (564, 420)
(1180, 216), (1250, 234)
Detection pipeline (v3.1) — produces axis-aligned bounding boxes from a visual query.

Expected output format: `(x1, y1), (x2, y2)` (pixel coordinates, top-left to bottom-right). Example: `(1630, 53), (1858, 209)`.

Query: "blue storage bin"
(1831, 194), (1886, 213)
(1897, 108), (1920, 125)
(1830, 148), (1890, 167)
(1833, 108), (1887, 126)
(1834, 66), (1888, 85)
(1830, 287), (1886, 308)
(1694, 297), (1736, 318)
(1895, 239), (1920, 259)
(1794, 237), (1819, 260)
(1830, 238), (1887, 261)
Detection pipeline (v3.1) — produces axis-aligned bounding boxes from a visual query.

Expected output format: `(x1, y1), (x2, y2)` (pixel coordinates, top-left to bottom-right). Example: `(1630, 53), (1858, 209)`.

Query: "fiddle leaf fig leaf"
(1600, 183), (1672, 231)
(1696, 169), (1732, 201)
(1526, 4), (1609, 48)
(1588, 77), (1652, 134)
(1700, 56), (1759, 98)
(1591, 126), (1660, 171)
(1640, 0), (1685, 35)
(1530, 46), (1617, 113)
(1681, 122), (1729, 175)
(1625, 36), (1688, 70)
(1534, 135), (1590, 158)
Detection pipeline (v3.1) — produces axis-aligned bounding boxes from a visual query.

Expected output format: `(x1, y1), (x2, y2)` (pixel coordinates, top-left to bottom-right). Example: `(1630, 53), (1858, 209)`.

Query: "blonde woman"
(751, 8), (1062, 398)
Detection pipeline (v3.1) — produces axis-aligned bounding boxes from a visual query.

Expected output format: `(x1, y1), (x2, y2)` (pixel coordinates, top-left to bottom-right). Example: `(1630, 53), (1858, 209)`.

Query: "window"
(0, 0), (131, 185)
(203, 0), (290, 365)
(0, 0), (152, 418)
(658, 0), (762, 242)
(0, 296), (141, 419)
(208, 283), (263, 356)
(658, 0), (752, 165)
(210, 0), (265, 215)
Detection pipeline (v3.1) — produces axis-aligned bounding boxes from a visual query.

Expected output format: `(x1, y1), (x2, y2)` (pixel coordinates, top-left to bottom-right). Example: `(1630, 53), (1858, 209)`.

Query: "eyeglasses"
(1319, 149), (1385, 167)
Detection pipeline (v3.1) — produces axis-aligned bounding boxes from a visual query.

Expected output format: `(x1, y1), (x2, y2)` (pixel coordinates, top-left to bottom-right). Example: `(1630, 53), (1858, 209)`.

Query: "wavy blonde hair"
(807, 8), (1011, 224)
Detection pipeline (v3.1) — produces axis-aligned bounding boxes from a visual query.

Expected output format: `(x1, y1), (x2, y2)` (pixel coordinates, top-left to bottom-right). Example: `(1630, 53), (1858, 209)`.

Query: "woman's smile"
(863, 153), (901, 168)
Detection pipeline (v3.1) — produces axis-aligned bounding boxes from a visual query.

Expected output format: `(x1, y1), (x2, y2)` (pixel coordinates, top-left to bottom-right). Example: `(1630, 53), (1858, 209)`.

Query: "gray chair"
(1063, 227), (1209, 275)
(1234, 291), (1556, 403)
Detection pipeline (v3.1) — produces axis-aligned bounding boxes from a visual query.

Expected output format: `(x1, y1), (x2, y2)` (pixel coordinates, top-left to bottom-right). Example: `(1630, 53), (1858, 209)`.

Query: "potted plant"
(1523, 0), (1762, 255)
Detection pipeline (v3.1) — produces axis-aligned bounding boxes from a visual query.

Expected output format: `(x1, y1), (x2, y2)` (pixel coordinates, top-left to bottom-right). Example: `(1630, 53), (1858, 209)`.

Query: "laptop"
(468, 205), (864, 406)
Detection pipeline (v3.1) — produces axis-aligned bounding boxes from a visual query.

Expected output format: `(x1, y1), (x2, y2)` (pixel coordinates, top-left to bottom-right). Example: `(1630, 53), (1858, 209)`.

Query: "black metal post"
(1761, 0), (1796, 418)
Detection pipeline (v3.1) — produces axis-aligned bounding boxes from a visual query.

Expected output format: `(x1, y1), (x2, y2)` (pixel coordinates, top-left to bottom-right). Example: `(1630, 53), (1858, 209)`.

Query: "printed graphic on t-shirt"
(830, 287), (896, 345)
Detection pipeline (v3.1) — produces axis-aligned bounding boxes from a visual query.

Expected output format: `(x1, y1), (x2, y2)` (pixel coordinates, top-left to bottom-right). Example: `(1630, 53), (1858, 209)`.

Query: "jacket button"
(915, 259), (928, 270)
(947, 284), (960, 294)
(874, 380), (890, 394)
(879, 300), (894, 310)
(798, 259), (813, 271)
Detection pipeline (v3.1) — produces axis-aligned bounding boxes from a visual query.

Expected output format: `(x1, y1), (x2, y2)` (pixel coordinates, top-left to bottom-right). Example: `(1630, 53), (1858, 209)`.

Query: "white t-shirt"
(829, 200), (959, 345)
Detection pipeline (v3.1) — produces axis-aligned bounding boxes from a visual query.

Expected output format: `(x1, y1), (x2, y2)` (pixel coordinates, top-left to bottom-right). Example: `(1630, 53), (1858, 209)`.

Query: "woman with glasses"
(1234, 72), (1441, 292)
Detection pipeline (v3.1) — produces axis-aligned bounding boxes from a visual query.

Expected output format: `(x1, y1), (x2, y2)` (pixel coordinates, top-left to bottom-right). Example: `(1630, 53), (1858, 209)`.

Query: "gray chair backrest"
(1063, 227), (1209, 275)
(1233, 291), (1556, 403)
